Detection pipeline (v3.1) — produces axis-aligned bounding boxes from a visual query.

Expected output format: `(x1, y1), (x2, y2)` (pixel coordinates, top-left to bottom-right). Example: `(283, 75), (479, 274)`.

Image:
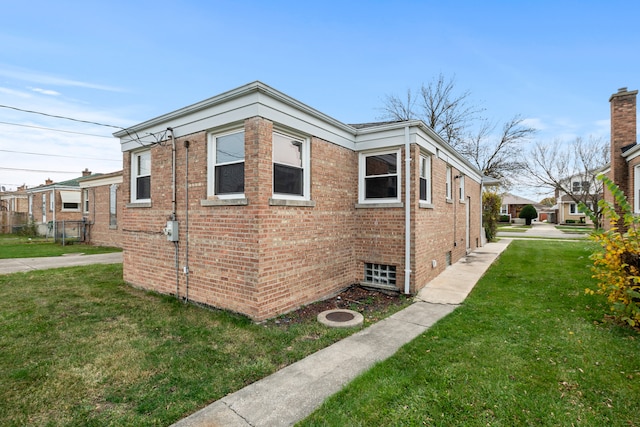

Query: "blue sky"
(1, 0), (638, 200)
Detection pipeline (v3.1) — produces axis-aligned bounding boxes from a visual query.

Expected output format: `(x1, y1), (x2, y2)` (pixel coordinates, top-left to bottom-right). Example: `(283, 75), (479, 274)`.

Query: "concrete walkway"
(497, 221), (588, 239)
(0, 252), (123, 274)
(173, 239), (512, 427)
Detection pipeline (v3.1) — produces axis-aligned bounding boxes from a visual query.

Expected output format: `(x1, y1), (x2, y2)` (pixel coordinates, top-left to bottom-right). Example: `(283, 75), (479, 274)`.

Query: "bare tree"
(524, 136), (609, 228)
(380, 73), (482, 148)
(458, 115), (536, 180)
(380, 73), (535, 183)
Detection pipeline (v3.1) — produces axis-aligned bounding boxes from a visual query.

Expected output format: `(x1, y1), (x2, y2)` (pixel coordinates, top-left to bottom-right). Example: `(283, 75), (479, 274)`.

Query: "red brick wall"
(83, 184), (123, 248)
(122, 118), (483, 320)
(609, 88), (638, 229)
(411, 144), (481, 293)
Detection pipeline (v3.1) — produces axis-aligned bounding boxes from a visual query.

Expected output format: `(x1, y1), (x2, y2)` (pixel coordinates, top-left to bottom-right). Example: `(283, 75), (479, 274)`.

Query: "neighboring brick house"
(114, 81), (485, 321)
(0, 185), (29, 233)
(604, 87), (639, 230)
(500, 193), (541, 223)
(78, 170), (123, 248)
(27, 169), (92, 236)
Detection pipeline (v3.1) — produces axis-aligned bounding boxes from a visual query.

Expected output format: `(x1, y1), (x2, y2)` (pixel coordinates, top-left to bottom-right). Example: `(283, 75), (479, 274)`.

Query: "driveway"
(497, 222), (589, 239)
(0, 252), (123, 275)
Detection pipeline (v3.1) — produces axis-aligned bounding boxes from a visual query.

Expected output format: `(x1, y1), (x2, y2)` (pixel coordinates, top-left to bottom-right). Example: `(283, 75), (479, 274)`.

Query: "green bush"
(482, 191), (502, 242)
(518, 204), (538, 225)
(580, 175), (640, 329)
(499, 215), (510, 222)
(566, 219), (576, 224)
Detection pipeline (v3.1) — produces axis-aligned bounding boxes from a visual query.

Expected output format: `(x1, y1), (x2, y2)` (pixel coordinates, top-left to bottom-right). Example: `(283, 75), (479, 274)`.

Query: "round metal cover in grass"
(317, 309), (363, 328)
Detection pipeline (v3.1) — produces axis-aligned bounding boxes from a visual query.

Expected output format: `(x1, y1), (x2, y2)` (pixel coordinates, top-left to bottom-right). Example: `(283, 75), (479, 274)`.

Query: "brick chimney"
(82, 168), (92, 177)
(45, 178), (53, 185)
(609, 87), (638, 228)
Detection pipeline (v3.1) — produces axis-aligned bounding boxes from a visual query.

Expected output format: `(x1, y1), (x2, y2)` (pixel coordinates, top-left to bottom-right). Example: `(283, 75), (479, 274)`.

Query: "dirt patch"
(267, 285), (411, 326)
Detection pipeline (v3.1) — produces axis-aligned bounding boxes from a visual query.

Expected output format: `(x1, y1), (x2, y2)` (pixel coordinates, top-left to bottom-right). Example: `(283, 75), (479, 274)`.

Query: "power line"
(0, 104), (125, 130)
(0, 121), (114, 138)
(0, 166), (81, 174)
(0, 148), (120, 162)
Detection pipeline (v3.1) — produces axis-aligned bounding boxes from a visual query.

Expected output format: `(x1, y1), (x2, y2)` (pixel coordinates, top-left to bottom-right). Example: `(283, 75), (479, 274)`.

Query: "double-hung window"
(209, 130), (245, 198)
(109, 184), (118, 227)
(131, 149), (151, 202)
(419, 154), (431, 203)
(459, 175), (465, 201)
(445, 166), (452, 200)
(272, 132), (307, 198)
(359, 150), (400, 203)
(83, 189), (90, 214)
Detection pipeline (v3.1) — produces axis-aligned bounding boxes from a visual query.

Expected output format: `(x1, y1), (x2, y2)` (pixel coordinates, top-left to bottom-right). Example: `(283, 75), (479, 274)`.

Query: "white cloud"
(30, 87), (61, 96)
(0, 65), (125, 93)
(521, 117), (547, 131)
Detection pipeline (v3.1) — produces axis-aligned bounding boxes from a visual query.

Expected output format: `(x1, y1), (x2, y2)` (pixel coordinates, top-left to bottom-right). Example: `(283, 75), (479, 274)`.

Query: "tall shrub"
(482, 191), (501, 242)
(581, 175), (640, 329)
(518, 204), (537, 225)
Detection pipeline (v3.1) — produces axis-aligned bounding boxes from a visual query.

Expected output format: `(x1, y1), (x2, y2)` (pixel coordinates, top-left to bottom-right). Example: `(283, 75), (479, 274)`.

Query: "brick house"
(114, 81), (485, 321)
(78, 170), (123, 248)
(27, 170), (91, 237)
(500, 193), (541, 223)
(604, 87), (639, 229)
(0, 185), (29, 233)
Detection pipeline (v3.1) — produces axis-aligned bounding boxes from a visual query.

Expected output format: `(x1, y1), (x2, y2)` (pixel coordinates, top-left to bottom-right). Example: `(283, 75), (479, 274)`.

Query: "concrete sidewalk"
(0, 252), (123, 274)
(173, 239), (512, 427)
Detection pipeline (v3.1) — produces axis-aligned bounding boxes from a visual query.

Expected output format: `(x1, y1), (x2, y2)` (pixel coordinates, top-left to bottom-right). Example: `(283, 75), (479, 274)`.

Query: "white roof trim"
(115, 81), (482, 181)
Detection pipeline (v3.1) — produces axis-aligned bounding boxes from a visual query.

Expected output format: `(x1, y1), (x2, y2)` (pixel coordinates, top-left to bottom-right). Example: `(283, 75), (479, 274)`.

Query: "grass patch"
(0, 235), (121, 258)
(299, 240), (640, 426)
(555, 226), (594, 235)
(0, 264), (407, 426)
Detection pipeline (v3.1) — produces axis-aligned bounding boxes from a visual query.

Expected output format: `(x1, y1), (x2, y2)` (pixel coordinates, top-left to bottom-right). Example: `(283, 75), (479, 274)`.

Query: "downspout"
(404, 125), (412, 295)
(168, 128), (179, 299)
(184, 140), (190, 302)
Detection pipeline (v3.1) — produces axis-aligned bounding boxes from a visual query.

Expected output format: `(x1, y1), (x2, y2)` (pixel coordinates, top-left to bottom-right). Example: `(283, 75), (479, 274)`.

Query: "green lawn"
(0, 235), (121, 258)
(299, 240), (640, 426)
(0, 264), (407, 426)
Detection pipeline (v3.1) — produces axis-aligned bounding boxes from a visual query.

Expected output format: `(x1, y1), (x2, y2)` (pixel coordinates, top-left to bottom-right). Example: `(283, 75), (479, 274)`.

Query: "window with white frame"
(570, 203), (577, 214)
(419, 154), (431, 203)
(500, 204), (508, 214)
(41, 194), (46, 223)
(272, 131), (308, 198)
(635, 165), (640, 213)
(445, 165), (452, 200)
(83, 189), (89, 213)
(360, 150), (400, 202)
(572, 180), (591, 193)
(109, 184), (118, 227)
(131, 149), (151, 202)
(208, 130), (245, 198)
(459, 175), (465, 201)
(49, 190), (54, 212)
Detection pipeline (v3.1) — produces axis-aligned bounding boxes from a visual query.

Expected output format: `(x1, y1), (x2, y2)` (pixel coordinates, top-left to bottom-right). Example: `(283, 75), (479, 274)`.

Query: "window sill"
(109, 225), (118, 230)
(269, 198), (315, 207)
(355, 203), (404, 209)
(446, 198), (453, 204)
(201, 198), (248, 206)
(419, 202), (434, 209)
(126, 202), (152, 208)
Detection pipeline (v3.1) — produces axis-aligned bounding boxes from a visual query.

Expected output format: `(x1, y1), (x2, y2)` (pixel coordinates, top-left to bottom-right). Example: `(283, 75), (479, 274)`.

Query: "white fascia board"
(118, 81), (357, 152)
(27, 185), (78, 194)
(79, 175), (123, 188)
(622, 145), (640, 161)
(355, 122), (482, 183)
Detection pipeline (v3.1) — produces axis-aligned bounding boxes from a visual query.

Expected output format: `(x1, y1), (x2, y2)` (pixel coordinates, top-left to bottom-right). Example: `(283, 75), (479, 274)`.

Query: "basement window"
(364, 263), (397, 286)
